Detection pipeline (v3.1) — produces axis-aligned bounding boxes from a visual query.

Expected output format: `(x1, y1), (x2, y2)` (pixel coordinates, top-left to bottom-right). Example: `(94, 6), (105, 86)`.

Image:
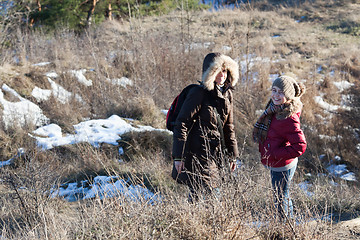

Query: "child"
(253, 75), (307, 218)
(173, 53), (239, 203)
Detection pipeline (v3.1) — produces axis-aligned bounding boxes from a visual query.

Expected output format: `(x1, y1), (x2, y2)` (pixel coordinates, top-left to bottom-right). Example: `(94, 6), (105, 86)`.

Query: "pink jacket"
(259, 111), (307, 168)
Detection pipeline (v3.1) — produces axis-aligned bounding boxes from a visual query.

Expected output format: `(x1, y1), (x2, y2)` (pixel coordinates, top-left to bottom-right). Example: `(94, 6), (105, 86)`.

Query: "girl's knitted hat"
(272, 75), (305, 100)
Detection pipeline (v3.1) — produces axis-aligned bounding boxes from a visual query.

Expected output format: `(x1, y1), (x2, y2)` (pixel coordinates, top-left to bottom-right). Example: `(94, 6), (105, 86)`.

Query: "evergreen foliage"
(7, 0), (206, 30)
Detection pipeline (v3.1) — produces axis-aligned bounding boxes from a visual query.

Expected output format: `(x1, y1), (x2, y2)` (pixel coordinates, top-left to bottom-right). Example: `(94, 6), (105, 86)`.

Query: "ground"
(332, 217), (360, 239)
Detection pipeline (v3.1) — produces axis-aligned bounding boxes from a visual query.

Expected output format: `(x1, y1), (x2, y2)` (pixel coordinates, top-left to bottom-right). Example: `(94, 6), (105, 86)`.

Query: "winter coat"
(172, 53), (239, 185)
(259, 110), (307, 169)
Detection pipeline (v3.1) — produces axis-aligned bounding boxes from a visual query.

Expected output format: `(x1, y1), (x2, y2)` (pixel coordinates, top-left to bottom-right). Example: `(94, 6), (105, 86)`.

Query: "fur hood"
(201, 53), (239, 91)
(276, 98), (303, 120)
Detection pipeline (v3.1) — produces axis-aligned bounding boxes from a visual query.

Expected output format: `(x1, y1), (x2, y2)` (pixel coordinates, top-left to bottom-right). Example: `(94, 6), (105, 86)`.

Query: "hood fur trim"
(202, 54), (239, 91)
(276, 98), (303, 120)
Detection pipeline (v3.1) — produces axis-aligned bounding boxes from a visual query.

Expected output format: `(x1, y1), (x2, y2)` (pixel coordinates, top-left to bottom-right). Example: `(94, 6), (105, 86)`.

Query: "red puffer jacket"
(259, 111), (307, 168)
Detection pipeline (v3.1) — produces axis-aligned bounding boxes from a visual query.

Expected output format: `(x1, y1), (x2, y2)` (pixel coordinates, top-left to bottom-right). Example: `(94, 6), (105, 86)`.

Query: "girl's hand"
(174, 160), (184, 173)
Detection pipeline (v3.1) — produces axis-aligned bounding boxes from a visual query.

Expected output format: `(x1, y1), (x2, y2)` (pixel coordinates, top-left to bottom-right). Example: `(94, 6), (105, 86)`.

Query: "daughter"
(253, 75), (307, 219)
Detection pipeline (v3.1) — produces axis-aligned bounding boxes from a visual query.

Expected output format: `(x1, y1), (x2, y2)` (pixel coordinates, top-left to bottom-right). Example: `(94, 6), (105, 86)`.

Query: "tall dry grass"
(0, 1), (360, 238)
(2, 147), (359, 239)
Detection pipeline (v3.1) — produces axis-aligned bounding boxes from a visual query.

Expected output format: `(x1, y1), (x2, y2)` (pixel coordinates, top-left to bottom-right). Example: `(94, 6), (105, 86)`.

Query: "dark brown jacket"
(172, 53), (239, 182)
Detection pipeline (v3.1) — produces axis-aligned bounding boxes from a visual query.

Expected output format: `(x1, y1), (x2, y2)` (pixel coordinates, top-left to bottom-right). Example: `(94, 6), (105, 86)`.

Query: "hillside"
(1, 0), (360, 239)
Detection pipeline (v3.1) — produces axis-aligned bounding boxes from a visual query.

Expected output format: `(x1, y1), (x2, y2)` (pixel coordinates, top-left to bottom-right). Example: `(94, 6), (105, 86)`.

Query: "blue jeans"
(270, 165), (296, 219)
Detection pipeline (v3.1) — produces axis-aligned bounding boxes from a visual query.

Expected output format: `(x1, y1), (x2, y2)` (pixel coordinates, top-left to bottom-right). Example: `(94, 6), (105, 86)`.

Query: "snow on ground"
(298, 181), (314, 197)
(69, 69), (93, 86)
(26, 114), (169, 202)
(31, 76), (82, 104)
(106, 77), (133, 87)
(0, 66), (168, 202)
(45, 71), (58, 78)
(327, 164), (357, 181)
(30, 114), (168, 202)
(314, 95), (340, 112)
(0, 84), (49, 128)
(333, 81), (354, 92)
(237, 55), (273, 82)
(31, 86), (52, 101)
(0, 148), (24, 167)
(50, 176), (160, 203)
(47, 77), (76, 104)
(27, 113), (168, 203)
(0, 60), (358, 203)
(30, 114), (169, 150)
(33, 62), (51, 67)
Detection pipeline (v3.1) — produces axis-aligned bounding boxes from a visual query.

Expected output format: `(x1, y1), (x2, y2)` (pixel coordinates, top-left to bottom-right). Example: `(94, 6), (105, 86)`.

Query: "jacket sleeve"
(172, 87), (204, 158)
(271, 114), (307, 160)
(223, 91), (239, 158)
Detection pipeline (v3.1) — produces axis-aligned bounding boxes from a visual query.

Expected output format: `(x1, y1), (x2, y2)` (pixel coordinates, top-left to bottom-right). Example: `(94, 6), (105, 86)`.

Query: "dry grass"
(2, 150), (357, 239)
(0, 0), (360, 238)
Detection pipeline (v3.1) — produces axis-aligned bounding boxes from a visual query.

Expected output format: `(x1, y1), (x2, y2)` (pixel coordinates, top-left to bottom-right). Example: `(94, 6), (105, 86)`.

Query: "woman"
(172, 52), (239, 202)
(253, 75), (307, 218)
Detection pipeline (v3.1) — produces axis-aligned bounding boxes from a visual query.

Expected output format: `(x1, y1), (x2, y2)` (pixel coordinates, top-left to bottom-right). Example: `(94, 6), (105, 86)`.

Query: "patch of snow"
(31, 86), (52, 102)
(33, 123), (62, 138)
(222, 45), (232, 52)
(319, 135), (342, 141)
(314, 96), (339, 112)
(298, 181), (314, 197)
(0, 158), (13, 167)
(33, 62), (51, 66)
(184, 42), (212, 52)
(317, 66), (323, 74)
(47, 77), (73, 104)
(0, 148), (25, 168)
(50, 175), (160, 203)
(269, 74), (279, 82)
(340, 94), (352, 108)
(32, 77), (83, 103)
(329, 180), (338, 186)
(45, 72), (58, 78)
(333, 81), (354, 92)
(30, 115), (169, 150)
(161, 109), (168, 115)
(327, 164), (348, 176)
(107, 77), (133, 87)
(70, 69), (93, 86)
(0, 84), (49, 128)
(118, 147), (124, 155)
(238, 56), (271, 73)
(326, 163), (356, 182)
(341, 172), (356, 182)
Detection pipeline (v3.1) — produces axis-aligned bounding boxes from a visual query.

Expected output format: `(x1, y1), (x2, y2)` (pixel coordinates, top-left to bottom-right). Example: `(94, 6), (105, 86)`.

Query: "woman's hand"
(174, 160), (184, 173)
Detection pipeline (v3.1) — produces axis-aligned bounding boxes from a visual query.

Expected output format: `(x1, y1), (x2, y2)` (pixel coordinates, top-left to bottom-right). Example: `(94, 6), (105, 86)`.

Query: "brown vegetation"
(1, 0), (360, 239)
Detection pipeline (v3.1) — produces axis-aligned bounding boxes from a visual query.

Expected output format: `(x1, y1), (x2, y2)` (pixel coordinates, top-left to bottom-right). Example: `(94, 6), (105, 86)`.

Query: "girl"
(173, 53), (239, 203)
(253, 75), (307, 218)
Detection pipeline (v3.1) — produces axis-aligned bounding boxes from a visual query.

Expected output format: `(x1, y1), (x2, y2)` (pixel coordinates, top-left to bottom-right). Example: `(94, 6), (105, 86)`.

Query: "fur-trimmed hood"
(201, 53), (239, 91)
(276, 98), (303, 120)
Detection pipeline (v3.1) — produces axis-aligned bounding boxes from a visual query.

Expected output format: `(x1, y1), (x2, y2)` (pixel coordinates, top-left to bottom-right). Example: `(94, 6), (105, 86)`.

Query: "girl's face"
(271, 86), (287, 105)
(215, 69), (227, 85)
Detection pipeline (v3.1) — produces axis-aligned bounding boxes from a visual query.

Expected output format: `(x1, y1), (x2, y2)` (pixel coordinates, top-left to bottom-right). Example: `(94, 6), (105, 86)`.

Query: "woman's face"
(271, 86), (287, 105)
(215, 69), (227, 85)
